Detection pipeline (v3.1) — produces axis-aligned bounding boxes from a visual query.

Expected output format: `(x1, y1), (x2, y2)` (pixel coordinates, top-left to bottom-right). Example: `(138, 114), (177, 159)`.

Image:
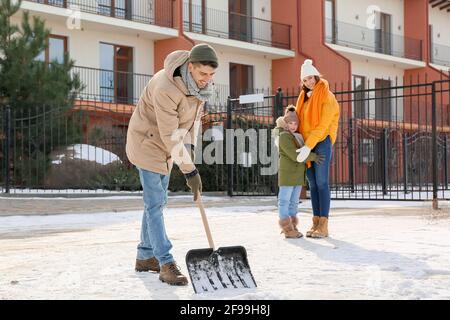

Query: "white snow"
(52, 144), (121, 165)
(1, 201), (450, 300)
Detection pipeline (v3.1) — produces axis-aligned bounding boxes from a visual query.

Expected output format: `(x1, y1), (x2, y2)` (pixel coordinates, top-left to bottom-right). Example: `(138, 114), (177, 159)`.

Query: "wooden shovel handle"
(196, 196), (215, 250)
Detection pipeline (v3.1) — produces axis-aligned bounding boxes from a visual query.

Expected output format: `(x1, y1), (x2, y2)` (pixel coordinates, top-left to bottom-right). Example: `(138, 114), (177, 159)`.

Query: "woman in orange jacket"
(295, 59), (340, 238)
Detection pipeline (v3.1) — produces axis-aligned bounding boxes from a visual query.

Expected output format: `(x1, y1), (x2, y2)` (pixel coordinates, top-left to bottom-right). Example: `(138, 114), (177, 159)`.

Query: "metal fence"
(203, 79), (450, 201)
(73, 66), (152, 105)
(431, 43), (450, 68)
(325, 18), (422, 61)
(2, 80), (450, 201)
(26, 0), (175, 28)
(0, 103), (137, 194)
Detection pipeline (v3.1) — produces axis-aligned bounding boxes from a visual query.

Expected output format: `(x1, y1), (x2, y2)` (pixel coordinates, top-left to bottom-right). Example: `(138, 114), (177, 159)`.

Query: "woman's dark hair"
(302, 75), (321, 102)
(192, 61), (219, 69)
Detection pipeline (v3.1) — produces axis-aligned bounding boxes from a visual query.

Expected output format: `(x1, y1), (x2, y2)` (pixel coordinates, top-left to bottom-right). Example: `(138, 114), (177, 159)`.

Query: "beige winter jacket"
(126, 50), (204, 175)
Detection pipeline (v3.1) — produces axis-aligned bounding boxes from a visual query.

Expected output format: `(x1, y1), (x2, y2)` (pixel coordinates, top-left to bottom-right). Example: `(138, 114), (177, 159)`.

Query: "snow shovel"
(185, 196), (257, 294)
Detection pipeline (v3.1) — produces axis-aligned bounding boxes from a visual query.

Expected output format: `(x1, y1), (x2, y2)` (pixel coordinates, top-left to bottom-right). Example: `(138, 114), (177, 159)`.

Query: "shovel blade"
(186, 246), (257, 294)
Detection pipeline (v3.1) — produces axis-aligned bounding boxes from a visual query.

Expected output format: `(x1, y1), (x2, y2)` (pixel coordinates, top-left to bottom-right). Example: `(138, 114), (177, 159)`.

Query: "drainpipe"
(179, 0), (195, 46)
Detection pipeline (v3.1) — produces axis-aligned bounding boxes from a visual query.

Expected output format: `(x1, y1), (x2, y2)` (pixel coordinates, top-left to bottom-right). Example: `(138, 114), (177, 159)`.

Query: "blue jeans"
(306, 136), (333, 218)
(136, 168), (173, 266)
(278, 186), (302, 220)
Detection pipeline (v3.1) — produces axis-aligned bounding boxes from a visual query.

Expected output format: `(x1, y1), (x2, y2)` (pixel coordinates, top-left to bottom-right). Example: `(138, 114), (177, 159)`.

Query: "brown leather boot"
(159, 262), (189, 286)
(306, 216), (320, 238)
(311, 217), (329, 238)
(279, 218), (303, 238)
(135, 257), (160, 272)
(290, 216), (299, 231)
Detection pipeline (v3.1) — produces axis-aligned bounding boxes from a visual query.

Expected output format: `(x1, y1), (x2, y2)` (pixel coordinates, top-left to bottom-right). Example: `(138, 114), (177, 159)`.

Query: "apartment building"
(13, 0), (177, 106)
(429, 0), (450, 71)
(4, 0), (450, 194)
(157, 0), (295, 109)
(14, 1), (296, 109)
(13, 0), (450, 115)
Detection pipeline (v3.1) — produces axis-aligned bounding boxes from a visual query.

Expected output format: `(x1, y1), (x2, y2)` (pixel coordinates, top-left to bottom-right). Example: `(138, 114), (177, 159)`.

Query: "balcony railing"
(72, 66), (152, 105)
(183, 3), (291, 50)
(431, 43), (450, 67)
(325, 19), (423, 61)
(71, 66), (270, 111)
(26, 0), (174, 28)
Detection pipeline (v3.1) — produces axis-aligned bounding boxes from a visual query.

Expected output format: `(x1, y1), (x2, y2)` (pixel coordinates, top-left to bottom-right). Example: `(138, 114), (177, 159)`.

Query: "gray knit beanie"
(189, 43), (218, 65)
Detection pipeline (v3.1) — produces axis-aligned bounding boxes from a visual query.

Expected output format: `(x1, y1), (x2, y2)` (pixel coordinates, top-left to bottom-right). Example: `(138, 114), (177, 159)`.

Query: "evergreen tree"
(0, 0), (82, 109)
(0, 0), (84, 189)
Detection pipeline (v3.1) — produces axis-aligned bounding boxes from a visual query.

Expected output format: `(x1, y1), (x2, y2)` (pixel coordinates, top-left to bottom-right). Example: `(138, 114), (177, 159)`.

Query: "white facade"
(205, 48), (273, 111)
(429, 4), (450, 69)
(332, 0), (411, 121)
(328, 0), (425, 86)
(429, 5), (450, 46)
(184, 0), (290, 53)
(12, 14), (155, 74)
(12, 2), (173, 104)
(184, 0), (288, 109)
(335, 0), (404, 36)
(351, 59), (405, 85)
(213, 49), (272, 89)
(351, 59), (404, 120)
(327, 0), (425, 69)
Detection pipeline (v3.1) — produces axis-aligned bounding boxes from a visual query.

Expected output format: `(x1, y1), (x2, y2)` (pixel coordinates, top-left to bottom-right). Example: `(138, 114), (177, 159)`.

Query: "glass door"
(229, 0), (252, 42)
(99, 43), (115, 102)
(99, 43), (133, 103)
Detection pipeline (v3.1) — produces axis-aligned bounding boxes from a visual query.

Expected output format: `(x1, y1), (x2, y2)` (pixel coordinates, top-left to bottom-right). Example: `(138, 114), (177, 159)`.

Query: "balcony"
(26, 0), (174, 27)
(72, 66), (152, 107)
(325, 19), (425, 68)
(431, 43), (450, 68)
(183, 3), (293, 58)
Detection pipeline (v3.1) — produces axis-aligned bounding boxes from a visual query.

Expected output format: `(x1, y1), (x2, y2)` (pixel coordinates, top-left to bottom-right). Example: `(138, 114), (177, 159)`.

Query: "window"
(99, 43), (134, 104)
(229, 63), (254, 98)
(359, 139), (375, 164)
(230, 63), (255, 114)
(375, 12), (392, 55)
(229, 0), (252, 42)
(375, 78), (392, 121)
(98, 0), (131, 19)
(36, 35), (68, 64)
(325, 0), (336, 44)
(184, 0), (205, 33)
(353, 75), (367, 118)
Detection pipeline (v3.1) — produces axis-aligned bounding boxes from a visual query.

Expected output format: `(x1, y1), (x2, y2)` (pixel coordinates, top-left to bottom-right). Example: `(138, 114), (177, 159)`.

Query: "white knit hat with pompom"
(300, 59), (321, 80)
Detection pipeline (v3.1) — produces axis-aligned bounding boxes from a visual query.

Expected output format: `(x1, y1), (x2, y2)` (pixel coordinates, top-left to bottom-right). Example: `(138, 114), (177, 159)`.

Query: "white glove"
(296, 146), (311, 163)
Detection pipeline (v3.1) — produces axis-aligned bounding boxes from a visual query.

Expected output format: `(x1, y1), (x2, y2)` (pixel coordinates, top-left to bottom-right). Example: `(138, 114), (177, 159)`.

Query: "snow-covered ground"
(1, 200), (450, 300)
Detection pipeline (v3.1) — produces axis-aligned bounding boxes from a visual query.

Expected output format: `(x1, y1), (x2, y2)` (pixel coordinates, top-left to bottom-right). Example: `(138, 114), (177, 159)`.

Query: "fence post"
(348, 118), (355, 193)
(432, 82), (438, 209)
(226, 97), (233, 197)
(382, 128), (388, 195)
(403, 133), (409, 194)
(444, 135), (448, 190)
(274, 87), (283, 122)
(274, 88), (283, 197)
(4, 104), (11, 194)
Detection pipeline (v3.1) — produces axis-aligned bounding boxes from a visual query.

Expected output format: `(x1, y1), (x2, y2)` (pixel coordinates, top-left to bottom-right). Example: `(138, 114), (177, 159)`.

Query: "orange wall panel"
(271, 0), (351, 91)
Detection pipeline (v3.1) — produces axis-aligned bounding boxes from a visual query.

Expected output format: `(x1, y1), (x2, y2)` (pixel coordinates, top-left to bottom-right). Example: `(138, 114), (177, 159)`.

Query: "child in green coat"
(273, 106), (324, 238)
